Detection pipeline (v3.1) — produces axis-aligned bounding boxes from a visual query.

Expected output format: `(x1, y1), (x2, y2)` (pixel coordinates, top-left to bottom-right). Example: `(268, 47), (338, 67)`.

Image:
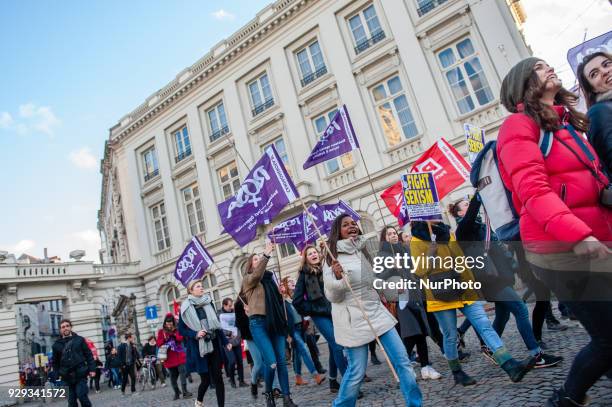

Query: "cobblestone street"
(34, 305), (612, 407)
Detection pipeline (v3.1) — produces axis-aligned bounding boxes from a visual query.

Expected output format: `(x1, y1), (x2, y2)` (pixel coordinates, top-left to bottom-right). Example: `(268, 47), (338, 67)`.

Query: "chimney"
(44, 248), (48, 263)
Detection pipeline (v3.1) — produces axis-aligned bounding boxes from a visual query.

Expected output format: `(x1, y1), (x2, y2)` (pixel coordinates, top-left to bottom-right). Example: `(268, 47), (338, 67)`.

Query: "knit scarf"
(304, 266), (324, 301)
(180, 294), (221, 357)
(261, 271), (288, 336)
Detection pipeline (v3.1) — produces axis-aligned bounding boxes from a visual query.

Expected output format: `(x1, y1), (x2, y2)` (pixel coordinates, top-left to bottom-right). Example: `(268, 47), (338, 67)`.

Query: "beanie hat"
(500, 57), (541, 113)
(163, 313), (175, 324)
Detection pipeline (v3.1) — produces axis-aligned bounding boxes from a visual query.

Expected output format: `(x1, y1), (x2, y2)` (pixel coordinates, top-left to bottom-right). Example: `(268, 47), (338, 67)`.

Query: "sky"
(0, 0), (610, 262)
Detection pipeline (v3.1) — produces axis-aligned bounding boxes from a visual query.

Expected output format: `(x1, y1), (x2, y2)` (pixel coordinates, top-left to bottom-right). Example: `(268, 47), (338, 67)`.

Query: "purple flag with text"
(303, 104), (360, 169)
(219, 145), (299, 247)
(174, 236), (214, 288)
(267, 212), (304, 244)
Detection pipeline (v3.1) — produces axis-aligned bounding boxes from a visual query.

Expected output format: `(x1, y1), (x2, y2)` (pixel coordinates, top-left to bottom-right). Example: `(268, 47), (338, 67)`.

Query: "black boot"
(181, 385), (192, 399)
(251, 383), (258, 398)
(545, 387), (590, 406)
(452, 369), (477, 386)
(371, 353), (381, 365)
(229, 377), (237, 388)
(282, 395), (298, 407)
(263, 391), (277, 407)
(173, 392), (180, 401)
(329, 378), (340, 393)
(501, 356), (536, 383)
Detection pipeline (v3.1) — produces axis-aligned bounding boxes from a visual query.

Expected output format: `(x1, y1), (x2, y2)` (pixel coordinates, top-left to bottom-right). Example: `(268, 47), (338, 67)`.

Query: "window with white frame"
(142, 147), (159, 182)
(313, 108), (354, 174)
(248, 73), (274, 116)
(416, 0), (449, 17)
(173, 126), (192, 163)
(437, 38), (494, 115)
(202, 274), (221, 309)
(182, 184), (205, 236)
(371, 75), (418, 147)
(263, 137), (292, 176)
(164, 286), (180, 313)
(207, 102), (230, 142)
(348, 4), (386, 54)
(218, 161), (241, 200)
(151, 202), (171, 251)
(278, 242), (297, 258)
(296, 40), (327, 86)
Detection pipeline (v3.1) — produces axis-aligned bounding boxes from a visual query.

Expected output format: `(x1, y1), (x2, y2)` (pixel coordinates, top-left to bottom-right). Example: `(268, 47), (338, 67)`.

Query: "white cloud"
(211, 9), (235, 21)
(0, 112), (13, 128)
(72, 230), (100, 245)
(1, 239), (37, 255)
(69, 147), (98, 170)
(0, 103), (61, 136)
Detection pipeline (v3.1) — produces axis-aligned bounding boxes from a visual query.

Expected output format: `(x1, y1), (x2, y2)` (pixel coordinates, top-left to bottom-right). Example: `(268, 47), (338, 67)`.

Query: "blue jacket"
(178, 315), (228, 374)
(587, 99), (612, 178)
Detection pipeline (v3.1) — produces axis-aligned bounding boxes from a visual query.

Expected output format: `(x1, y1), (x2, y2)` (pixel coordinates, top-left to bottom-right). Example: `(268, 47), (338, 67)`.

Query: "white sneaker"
(421, 365), (442, 380)
(194, 400), (204, 407)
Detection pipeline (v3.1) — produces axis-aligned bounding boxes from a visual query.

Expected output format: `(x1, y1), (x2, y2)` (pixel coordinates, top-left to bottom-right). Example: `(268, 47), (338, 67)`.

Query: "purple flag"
(302, 200), (361, 248)
(267, 213), (304, 244)
(218, 145), (299, 247)
(567, 30), (612, 77)
(303, 104), (360, 170)
(174, 236), (214, 288)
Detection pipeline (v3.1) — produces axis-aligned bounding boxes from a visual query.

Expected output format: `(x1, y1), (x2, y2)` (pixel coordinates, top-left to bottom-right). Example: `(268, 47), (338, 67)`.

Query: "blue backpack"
(470, 131), (553, 241)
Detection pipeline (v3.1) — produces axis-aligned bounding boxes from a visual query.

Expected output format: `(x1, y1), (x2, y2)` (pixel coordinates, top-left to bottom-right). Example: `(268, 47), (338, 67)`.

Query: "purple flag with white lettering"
(267, 212), (304, 244)
(174, 236), (214, 288)
(303, 105), (360, 170)
(301, 200), (361, 249)
(567, 30), (612, 77)
(219, 145), (299, 247)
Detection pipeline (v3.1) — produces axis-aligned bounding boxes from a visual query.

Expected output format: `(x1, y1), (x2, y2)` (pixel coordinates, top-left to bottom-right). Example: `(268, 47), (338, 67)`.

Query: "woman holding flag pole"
(240, 241), (298, 407)
(323, 214), (422, 407)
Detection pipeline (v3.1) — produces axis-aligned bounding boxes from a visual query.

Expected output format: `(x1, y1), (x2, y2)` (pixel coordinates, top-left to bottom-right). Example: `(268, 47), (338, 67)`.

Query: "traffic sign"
(145, 305), (158, 320)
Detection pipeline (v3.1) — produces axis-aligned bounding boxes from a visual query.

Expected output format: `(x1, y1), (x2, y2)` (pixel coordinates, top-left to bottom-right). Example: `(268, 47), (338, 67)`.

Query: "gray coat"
(323, 236), (396, 348)
(377, 242), (430, 339)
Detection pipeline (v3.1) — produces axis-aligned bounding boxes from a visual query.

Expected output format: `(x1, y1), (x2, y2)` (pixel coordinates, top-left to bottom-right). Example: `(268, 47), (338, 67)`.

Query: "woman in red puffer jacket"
(497, 57), (612, 407)
(157, 313), (192, 400)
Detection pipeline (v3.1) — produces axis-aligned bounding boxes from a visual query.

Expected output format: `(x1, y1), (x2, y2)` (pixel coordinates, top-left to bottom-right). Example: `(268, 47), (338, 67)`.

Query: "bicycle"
(138, 356), (157, 391)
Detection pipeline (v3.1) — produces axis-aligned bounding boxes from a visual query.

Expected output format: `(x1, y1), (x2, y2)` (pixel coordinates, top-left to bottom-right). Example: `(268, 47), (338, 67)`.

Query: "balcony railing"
(416, 0), (449, 17)
(175, 147), (192, 163)
(251, 98), (275, 117)
(354, 30), (386, 55)
(210, 125), (230, 143)
(144, 168), (159, 182)
(301, 65), (328, 87)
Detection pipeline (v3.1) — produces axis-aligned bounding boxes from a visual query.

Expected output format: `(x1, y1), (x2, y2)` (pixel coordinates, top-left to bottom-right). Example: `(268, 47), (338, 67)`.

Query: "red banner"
(410, 138), (470, 200)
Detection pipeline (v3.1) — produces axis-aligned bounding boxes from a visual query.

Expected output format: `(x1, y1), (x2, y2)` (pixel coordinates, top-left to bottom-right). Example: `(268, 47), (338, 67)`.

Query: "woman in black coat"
(578, 51), (612, 177)
(377, 225), (441, 380)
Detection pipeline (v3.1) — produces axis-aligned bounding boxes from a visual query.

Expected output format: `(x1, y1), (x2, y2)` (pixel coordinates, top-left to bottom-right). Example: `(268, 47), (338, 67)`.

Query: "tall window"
(248, 73), (274, 116)
(151, 202), (171, 251)
(182, 184), (205, 236)
(142, 147), (159, 182)
(174, 126), (192, 163)
(437, 38), (494, 114)
(296, 41), (327, 86)
(416, 0), (449, 16)
(348, 4), (385, 54)
(278, 242), (297, 258)
(372, 75), (418, 147)
(313, 109), (354, 174)
(218, 162), (241, 200)
(263, 137), (291, 176)
(207, 102), (229, 142)
(164, 286), (180, 313)
(202, 274), (221, 309)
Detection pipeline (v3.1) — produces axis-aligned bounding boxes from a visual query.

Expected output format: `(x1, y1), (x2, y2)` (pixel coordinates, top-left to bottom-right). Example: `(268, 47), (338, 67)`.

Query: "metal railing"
(354, 30), (386, 55)
(210, 125), (230, 143)
(301, 65), (328, 87)
(144, 168), (159, 182)
(175, 147), (192, 163)
(416, 0), (449, 17)
(251, 98), (275, 117)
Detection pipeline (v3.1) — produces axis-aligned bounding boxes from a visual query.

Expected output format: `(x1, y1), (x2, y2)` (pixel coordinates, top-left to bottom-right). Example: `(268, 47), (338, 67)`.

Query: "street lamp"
(130, 293), (141, 345)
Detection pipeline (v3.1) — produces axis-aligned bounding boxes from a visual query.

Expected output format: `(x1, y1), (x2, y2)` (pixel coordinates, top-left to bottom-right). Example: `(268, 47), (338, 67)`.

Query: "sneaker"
(547, 322), (568, 331)
(329, 378), (340, 393)
(481, 346), (498, 366)
(534, 352), (563, 369)
(194, 401), (204, 407)
(161, 383), (167, 388)
(238, 380), (249, 388)
(420, 365), (442, 380)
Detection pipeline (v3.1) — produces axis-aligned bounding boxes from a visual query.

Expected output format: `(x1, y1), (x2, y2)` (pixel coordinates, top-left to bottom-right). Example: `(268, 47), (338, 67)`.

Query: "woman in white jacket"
(323, 214), (422, 407)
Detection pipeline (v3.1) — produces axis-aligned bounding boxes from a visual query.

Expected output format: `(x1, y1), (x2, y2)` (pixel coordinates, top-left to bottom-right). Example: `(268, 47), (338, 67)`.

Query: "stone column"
(0, 286), (19, 386)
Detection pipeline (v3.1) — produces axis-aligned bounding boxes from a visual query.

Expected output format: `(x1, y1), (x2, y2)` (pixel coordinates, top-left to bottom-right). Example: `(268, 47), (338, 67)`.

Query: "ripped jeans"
(249, 315), (290, 395)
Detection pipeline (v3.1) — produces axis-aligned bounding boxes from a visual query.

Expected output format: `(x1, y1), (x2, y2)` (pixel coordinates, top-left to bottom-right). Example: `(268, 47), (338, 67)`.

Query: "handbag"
(427, 270), (464, 302)
(158, 344), (168, 362)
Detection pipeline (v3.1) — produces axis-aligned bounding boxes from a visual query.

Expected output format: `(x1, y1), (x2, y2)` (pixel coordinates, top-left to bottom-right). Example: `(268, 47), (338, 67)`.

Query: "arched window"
(202, 274), (221, 310)
(163, 285), (180, 314)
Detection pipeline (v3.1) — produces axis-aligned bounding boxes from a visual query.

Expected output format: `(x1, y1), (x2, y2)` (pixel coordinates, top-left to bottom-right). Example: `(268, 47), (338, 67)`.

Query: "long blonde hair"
(300, 244), (322, 273)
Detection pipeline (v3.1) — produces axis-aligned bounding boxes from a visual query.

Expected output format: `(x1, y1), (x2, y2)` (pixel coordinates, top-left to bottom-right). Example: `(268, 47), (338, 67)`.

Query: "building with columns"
(0, 0), (530, 387)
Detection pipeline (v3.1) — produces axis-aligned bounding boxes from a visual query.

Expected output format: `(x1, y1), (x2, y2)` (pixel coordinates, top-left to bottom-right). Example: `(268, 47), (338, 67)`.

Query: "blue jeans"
(247, 339), (263, 384)
(434, 302), (504, 361)
(291, 327), (317, 375)
(68, 378), (92, 407)
(110, 368), (121, 386)
(249, 316), (290, 395)
(333, 329), (422, 407)
(492, 287), (541, 356)
(312, 316), (347, 378)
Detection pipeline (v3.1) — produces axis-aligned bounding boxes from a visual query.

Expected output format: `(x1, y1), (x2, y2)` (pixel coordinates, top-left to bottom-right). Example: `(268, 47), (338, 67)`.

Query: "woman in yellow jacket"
(410, 221), (534, 386)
